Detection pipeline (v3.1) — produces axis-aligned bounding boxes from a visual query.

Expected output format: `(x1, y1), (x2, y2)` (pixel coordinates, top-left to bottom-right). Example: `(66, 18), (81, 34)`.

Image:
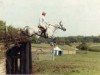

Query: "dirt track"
(0, 59), (6, 75)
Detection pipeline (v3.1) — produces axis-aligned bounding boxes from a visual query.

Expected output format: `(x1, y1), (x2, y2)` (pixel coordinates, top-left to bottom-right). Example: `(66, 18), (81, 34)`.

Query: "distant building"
(53, 46), (63, 56)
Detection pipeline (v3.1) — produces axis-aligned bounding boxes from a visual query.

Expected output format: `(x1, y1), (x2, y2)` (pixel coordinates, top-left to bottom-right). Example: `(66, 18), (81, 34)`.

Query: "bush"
(76, 42), (89, 50)
(88, 48), (100, 52)
(88, 46), (100, 52)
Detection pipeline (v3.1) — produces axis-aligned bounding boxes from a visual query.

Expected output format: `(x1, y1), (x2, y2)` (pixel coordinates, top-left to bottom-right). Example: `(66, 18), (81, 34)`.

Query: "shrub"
(88, 46), (100, 52)
(76, 42), (89, 50)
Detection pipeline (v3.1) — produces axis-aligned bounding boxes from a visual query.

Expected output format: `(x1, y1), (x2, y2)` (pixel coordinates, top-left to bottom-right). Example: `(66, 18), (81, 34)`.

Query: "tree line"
(0, 20), (100, 44)
(0, 20), (19, 42)
(56, 36), (100, 44)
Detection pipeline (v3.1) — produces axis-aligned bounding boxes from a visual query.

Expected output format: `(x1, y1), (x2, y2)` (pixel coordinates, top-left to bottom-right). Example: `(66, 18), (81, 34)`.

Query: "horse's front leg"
(48, 36), (56, 46)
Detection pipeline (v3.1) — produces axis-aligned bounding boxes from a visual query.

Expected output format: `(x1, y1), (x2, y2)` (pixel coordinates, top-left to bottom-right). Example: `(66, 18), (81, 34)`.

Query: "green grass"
(32, 43), (76, 51)
(89, 46), (100, 52)
(33, 52), (100, 75)
(32, 44), (51, 48)
(32, 43), (100, 75)
(0, 43), (100, 75)
(90, 45), (100, 49)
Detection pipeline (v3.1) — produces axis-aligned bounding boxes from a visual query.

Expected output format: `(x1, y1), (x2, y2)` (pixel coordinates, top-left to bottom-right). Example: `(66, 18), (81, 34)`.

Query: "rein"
(48, 24), (58, 28)
(47, 24), (60, 33)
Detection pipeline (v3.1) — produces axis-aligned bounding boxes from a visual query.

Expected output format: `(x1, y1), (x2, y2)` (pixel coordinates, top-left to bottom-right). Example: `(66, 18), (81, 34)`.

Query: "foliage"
(76, 42), (89, 50)
(88, 46), (100, 52)
(0, 20), (6, 41)
(31, 36), (37, 43)
(56, 36), (100, 44)
(33, 52), (100, 75)
(0, 20), (19, 42)
(0, 19), (100, 44)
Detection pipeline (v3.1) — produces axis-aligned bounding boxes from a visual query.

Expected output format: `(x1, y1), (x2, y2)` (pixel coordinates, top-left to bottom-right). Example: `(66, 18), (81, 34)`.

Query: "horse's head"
(57, 21), (66, 31)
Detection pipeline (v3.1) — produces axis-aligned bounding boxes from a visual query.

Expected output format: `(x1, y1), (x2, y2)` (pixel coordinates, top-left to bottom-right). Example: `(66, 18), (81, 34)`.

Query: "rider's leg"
(41, 26), (46, 36)
(38, 25), (44, 35)
(43, 29), (46, 38)
(38, 25), (47, 37)
(42, 26), (47, 38)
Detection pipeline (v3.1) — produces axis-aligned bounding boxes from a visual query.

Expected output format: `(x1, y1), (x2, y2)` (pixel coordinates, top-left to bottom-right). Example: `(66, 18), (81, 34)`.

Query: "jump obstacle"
(5, 29), (32, 74)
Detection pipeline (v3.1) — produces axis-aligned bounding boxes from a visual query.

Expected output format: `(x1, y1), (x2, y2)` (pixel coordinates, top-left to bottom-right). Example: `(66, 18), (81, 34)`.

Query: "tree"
(76, 42), (89, 50)
(0, 20), (6, 41)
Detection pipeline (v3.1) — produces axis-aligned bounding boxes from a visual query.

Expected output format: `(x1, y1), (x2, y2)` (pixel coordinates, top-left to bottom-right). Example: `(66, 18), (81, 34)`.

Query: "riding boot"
(40, 29), (43, 37)
(44, 32), (46, 38)
(43, 29), (46, 38)
(41, 32), (43, 37)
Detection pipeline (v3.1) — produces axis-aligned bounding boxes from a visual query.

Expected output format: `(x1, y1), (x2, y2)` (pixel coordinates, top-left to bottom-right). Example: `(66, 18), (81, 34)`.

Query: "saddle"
(38, 26), (47, 38)
(38, 26), (47, 33)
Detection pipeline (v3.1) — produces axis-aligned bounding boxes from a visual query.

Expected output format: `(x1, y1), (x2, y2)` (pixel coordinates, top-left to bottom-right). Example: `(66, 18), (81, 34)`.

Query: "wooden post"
(6, 28), (32, 74)
(20, 40), (32, 74)
(6, 39), (32, 74)
(25, 40), (32, 74)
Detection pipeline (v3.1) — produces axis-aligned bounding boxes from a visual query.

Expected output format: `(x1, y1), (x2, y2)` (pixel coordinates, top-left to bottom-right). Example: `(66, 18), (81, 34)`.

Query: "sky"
(0, 0), (100, 36)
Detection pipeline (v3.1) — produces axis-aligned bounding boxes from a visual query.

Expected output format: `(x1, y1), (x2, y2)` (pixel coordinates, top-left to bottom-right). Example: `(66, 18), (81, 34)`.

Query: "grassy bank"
(33, 52), (100, 75)
(0, 43), (100, 75)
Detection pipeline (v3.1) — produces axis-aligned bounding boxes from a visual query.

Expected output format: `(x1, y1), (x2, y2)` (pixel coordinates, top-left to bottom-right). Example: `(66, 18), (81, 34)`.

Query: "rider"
(38, 12), (49, 37)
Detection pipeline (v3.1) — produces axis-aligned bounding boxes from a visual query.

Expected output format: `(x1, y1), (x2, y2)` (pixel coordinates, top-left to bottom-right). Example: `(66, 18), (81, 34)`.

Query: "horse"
(23, 21), (66, 39)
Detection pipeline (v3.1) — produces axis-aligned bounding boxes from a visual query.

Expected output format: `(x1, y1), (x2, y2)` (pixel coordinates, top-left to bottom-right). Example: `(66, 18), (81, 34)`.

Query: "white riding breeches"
(39, 24), (47, 29)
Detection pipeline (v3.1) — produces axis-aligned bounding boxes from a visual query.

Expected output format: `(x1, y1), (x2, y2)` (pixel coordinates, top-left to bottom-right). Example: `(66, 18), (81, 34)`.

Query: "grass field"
(32, 43), (76, 51)
(88, 43), (100, 52)
(33, 52), (100, 75)
(32, 43), (100, 75)
(0, 43), (100, 75)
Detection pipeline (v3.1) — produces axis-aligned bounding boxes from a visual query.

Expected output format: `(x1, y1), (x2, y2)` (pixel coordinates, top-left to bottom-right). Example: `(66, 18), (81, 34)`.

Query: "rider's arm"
(43, 16), (49, 25)
(39, 17), (42, 25)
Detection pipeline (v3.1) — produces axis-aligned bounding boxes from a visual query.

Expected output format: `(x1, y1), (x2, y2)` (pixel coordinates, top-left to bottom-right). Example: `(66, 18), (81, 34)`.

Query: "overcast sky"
(0, 0), (100, 36)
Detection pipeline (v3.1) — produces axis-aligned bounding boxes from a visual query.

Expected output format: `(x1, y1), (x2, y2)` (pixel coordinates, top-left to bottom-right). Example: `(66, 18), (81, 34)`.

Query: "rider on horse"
(38, 12), (49, 37)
